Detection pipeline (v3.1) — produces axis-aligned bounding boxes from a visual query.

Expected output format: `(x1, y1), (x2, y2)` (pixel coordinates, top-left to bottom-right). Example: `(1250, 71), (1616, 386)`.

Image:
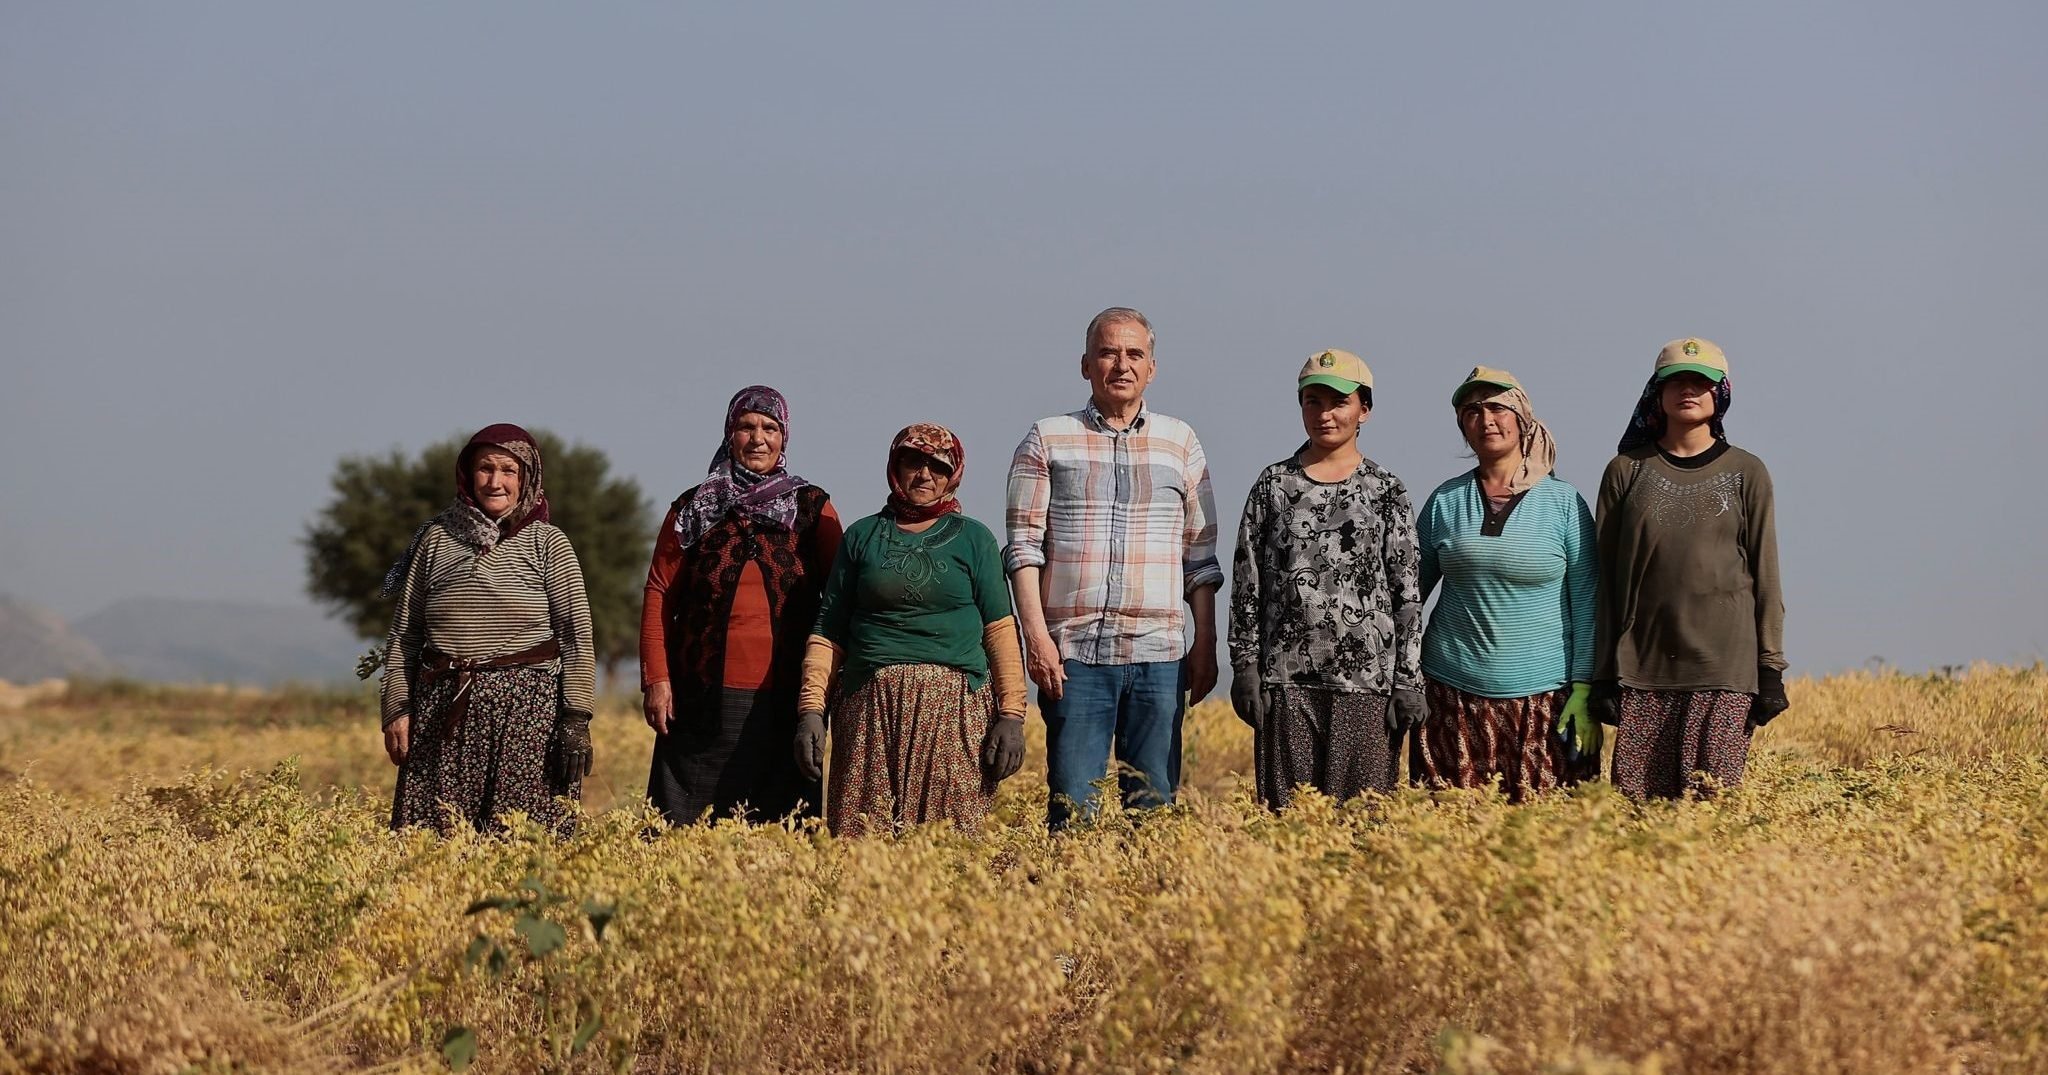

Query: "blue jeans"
(1042, 659), (1185, 830)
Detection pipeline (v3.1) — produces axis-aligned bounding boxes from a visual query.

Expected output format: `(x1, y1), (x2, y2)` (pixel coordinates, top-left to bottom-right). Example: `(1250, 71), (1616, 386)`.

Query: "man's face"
(1080, 319), (1156, 408)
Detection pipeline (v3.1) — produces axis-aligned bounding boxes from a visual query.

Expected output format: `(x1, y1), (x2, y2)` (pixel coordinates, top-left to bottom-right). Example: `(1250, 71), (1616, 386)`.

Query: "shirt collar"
(1082, 398), (1149, 433)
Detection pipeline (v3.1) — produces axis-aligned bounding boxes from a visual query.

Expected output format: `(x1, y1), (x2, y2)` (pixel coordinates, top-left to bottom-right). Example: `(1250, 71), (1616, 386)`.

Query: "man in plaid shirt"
(1005, 306), (1225, 829)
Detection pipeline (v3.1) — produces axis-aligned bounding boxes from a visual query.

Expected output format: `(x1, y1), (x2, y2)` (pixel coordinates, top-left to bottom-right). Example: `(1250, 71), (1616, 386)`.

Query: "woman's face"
(729, 413), (786, 474)
(891, 450), (953, 507)
(470, 449), (523, 519)
(1459, 398), (1523, 460)
(1660, 372), (1718, 425)
(1298, 384), (1367, 449)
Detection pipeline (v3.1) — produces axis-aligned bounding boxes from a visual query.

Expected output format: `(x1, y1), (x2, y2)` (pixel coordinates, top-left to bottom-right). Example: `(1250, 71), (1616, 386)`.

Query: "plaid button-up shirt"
(1003, 401), (1225, 666)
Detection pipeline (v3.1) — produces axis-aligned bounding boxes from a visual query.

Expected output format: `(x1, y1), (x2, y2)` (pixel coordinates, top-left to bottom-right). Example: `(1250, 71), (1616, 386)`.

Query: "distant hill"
(0, 595), (114, 682)
(73, 598), (364, 686)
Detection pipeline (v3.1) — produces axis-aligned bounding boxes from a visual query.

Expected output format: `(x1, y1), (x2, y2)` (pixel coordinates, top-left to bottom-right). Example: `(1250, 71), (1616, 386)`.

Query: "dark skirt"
(393, 665), (578, 834)
(1412, 679), (1598, 802)
(648, 686), (821, 825)
(1610, 688), (1755, 800)
(1255, 686), (1398, 809)
(827, 663), (996, 838)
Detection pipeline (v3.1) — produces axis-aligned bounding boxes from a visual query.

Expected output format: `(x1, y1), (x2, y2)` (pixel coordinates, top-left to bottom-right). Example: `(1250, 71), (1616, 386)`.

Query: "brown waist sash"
(418, 637), (560, 731)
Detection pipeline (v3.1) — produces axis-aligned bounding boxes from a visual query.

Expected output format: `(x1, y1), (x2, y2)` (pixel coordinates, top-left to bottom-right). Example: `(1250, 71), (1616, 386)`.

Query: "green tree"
(304, 431), (654, 683)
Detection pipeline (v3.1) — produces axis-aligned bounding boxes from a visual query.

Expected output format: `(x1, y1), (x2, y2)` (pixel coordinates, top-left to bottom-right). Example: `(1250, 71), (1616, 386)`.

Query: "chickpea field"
(2, 667), (2045, 1074)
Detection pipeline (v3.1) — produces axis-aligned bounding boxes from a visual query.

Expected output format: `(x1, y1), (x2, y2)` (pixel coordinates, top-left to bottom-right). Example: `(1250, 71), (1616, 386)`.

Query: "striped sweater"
(380, 521), (596, 723)
(1417, 473), (1596, 699)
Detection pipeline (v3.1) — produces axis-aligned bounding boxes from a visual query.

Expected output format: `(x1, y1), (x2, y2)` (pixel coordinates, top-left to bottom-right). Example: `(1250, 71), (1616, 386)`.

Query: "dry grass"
(1, 664), (2044, 1073)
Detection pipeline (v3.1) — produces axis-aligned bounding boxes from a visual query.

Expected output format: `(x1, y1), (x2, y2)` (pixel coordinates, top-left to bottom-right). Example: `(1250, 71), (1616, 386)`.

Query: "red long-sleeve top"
(639, 502), (843, 691)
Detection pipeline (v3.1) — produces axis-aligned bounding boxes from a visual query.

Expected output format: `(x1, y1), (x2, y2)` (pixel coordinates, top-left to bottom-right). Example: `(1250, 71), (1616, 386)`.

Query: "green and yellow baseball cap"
(1654, 338), (1728, 382)
(1298, 348), (1374, 397)
(1452, 365), (1522, 405)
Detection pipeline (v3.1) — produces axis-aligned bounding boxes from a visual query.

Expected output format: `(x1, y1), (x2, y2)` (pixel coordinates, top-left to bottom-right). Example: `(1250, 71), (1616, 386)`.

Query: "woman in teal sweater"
(1413, 367), (1599, 800)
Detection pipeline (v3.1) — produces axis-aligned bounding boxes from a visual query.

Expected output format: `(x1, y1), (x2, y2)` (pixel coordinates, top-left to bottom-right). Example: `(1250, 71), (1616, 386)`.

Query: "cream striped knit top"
(379, 521), (596, 724)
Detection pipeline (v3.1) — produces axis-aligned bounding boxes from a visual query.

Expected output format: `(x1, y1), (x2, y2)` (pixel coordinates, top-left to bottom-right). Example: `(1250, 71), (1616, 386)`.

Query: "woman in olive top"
(1593, 338), (1788, 800)
(1414, 368), (1600, 801)
(795, 424), (1028, 836)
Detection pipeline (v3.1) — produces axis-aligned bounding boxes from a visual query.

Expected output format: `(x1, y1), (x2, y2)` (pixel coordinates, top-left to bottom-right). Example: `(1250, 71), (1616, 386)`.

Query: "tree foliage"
(303, 431), (653, 679)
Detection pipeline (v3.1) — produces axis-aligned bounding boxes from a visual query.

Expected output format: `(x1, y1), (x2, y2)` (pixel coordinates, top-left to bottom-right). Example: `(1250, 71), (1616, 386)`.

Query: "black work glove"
(550, 710), (593, 787)
(1749, 667), (1789, 727)
(794, 710), (827, 783)
(1590, 680), (1621, 727)
(1229, 673), (1261, 728)
(981, 715), (1025, 781)
(1390, 688), (1428, 733)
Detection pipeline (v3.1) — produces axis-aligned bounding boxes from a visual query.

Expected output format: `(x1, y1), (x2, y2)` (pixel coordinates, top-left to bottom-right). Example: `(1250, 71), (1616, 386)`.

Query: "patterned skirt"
(827, 663), (996, 838)
(1609, 688), (1755, 800)
(1255, 686), (1398, 809)
(1413, 679), (1598, 802)
(393, 665), (578, 834)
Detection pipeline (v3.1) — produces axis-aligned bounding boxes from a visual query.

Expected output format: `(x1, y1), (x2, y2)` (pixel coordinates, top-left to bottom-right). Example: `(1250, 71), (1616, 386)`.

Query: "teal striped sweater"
(1417, 473), (1596, 698)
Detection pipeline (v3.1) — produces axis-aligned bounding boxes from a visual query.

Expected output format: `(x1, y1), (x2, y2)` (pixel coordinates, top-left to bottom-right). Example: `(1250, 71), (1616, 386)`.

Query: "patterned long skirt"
(827, 663), (996, 838)
(393, 665), (578, 834)
(1610, 688), (1755, 800)
(1412, 679), (1599, 802)
(648, 686), (821, 825)
(1255, 686), (1398, 809)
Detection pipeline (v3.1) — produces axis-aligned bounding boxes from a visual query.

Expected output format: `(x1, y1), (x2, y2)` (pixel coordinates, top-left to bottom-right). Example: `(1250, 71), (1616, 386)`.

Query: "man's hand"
(1025, 628), (1066, 700)
(1183, 640), (1218, 705)
(644, 681), (674, 735)
(383, 715), (410, 766)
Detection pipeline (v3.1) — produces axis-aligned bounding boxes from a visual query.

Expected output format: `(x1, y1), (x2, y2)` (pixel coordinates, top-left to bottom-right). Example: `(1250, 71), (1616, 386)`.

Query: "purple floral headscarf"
(674, 385), (811, 549)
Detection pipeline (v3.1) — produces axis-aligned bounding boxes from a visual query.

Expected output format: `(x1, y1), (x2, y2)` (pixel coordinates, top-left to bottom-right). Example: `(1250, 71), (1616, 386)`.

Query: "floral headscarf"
(381, 423), (550, 597)
(1616, 372), (1733, 453)
(883, 423), (965, 523)
(674, 386), (812, 549)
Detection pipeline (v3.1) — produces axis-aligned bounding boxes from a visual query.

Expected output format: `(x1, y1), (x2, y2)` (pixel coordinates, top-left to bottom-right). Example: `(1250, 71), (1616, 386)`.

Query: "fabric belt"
(419, 637), (560, 732)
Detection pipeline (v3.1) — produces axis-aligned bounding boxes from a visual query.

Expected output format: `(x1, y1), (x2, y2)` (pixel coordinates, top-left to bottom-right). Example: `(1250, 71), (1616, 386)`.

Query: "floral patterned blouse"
(1228, 453), (1425, 695)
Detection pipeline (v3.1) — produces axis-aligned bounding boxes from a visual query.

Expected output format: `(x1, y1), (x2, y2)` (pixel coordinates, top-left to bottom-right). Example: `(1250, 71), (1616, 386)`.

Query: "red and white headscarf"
(884, 423), (964, 524)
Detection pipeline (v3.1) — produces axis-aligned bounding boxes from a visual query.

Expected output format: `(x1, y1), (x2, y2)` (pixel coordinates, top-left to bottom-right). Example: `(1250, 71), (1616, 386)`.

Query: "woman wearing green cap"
(1228, 349), (1426, 808)
(1412, 368), (1600, 801)
(1592, 338), (1788, 800)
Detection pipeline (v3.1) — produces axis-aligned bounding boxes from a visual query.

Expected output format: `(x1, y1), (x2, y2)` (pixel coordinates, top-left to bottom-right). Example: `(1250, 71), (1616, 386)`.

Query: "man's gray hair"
(1085, 307), (1155, 353)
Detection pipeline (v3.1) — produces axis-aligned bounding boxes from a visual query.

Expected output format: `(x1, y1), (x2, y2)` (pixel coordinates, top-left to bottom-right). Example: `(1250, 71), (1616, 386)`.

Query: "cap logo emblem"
(1683, 340), (1701, 356)
(1318, 352), (1336, 368)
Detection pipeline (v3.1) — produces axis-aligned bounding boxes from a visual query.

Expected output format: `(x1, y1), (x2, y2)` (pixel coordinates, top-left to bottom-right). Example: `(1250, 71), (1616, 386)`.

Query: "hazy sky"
(5, 2), (2044, 674)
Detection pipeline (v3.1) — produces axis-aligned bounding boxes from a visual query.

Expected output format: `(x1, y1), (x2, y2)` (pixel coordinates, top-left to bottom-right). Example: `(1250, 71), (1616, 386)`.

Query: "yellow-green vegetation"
(2, 666), (2044, 1073)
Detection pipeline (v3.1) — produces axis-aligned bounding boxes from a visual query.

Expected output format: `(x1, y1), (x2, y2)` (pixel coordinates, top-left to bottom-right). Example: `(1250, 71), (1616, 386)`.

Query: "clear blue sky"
(4, 2), (2044, 674)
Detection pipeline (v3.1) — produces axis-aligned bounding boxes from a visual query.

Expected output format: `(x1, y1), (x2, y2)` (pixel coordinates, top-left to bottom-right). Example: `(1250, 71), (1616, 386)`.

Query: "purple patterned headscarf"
(674, 385), (811, 549)
(1616, 371), (1733, 453)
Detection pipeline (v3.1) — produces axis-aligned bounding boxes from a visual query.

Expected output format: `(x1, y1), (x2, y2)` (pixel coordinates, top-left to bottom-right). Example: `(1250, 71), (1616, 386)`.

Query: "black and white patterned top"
(1229, 454), (1425, 695)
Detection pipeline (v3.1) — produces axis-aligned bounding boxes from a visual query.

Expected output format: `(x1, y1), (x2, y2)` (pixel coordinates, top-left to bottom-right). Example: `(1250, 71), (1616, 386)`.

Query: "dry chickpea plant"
(1, 665), (2045, 1073)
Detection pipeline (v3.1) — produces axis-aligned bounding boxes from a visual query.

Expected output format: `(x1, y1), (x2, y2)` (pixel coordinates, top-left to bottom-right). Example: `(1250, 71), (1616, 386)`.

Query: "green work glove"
(1555, 682), (1601, 763)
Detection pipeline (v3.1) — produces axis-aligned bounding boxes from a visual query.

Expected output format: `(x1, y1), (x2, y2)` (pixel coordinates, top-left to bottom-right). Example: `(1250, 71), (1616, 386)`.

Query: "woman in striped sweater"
(379, 423), (597, 833)
(1412, 368), (1600, 801)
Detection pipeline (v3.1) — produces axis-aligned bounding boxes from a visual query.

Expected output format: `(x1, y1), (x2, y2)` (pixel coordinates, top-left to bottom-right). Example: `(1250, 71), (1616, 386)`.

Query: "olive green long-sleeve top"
(1593, 443), (1785, 694)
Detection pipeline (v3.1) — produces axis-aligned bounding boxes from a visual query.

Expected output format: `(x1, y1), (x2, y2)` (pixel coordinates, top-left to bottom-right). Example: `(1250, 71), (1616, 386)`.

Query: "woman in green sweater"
(794, 424), (1029, 836)
(1413, 368), (1600, 801)
(1592, 339), (1788, 800)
